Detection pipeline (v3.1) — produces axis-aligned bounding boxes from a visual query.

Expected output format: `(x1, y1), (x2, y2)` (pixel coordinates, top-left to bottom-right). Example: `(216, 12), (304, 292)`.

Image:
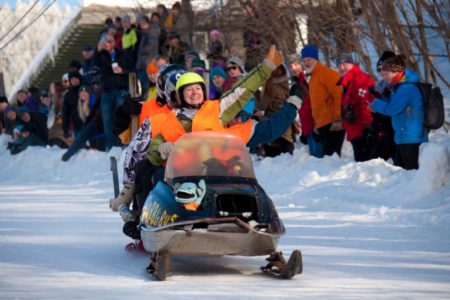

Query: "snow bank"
(0, 2), (75, 97)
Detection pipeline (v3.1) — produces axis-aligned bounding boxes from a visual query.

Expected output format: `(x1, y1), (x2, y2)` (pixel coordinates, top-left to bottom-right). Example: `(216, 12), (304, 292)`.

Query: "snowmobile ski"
(146, 251), (173, 281)
(110, 156), (119, 198)
(261, 250), (302, 279)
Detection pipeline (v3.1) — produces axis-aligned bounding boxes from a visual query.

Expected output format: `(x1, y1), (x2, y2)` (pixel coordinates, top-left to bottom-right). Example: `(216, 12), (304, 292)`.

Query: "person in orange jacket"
(300, 45), (345, 157)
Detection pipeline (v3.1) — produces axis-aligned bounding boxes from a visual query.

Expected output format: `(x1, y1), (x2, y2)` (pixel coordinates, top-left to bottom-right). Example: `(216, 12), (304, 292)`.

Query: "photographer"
(94, 33), (133, 150)
(336, 54), (375, 162)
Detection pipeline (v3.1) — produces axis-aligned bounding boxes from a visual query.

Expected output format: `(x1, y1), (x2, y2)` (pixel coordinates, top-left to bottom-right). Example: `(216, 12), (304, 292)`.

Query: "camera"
(342, 104), (355, 123)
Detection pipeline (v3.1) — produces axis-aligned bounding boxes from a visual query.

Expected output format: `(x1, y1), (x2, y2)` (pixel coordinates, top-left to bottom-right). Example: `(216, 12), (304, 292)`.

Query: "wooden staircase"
(30, 23), (104, 91)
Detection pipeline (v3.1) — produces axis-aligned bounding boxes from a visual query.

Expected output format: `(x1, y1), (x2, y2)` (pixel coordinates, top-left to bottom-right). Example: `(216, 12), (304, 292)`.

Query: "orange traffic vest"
(149, 100), (252, 143)
(139, 98), (171, 125)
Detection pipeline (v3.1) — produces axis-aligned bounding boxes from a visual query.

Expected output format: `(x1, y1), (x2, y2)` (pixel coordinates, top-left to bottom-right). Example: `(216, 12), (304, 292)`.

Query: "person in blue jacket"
(370, 55), (428, 170)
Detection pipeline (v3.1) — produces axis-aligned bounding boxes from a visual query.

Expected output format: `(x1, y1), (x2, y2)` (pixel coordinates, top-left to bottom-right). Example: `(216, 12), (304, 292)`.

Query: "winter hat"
(79, 84), (92, 94)
(40, 89), (49, 98)
(210, 66), (227, 81)
(62, 73), (69, 82)
(68, 71), (82, 81)
(376, 51), (395, 67)
(146, 60), (159, 75)
(191, 59), (206, 70)
(82, 44), (93, 52)
(226, 56), (245, 73)
(168, 31), (180, 40)
(17, 106), (29, 116)
(300, 45), (319, 60)
(5, 105), (15, 114)
(69, 60), (82, 70)
(185, 50), (200, 60)
(336, 54), (355, 66)
(381, 56), (406, 73)
(209, 29), (220, 37)
(13, 125), (24, 135)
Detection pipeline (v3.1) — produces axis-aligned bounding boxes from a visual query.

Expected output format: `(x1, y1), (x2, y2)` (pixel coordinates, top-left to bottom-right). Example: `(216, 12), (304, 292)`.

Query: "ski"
(261, 250), (303, 279)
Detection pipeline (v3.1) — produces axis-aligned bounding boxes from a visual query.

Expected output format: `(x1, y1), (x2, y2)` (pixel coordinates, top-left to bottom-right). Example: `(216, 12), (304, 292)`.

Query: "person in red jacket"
(336, 54), (375, 162)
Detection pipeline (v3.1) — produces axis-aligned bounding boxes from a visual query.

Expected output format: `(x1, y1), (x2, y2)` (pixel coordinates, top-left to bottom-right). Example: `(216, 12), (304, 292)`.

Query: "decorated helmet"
(156, 64), (187, 102)
(164, 69), (188, 108)
(175, 72), (207, 108)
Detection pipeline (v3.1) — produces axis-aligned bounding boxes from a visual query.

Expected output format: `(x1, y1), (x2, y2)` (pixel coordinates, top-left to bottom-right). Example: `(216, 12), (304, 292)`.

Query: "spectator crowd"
(0, 1), (431, 174)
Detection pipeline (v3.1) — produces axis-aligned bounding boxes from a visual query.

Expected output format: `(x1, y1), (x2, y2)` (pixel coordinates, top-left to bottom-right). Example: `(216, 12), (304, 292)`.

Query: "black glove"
(368, 86), (380, 97)
(119, 97), (142, 116)
(299, 134), (308, 145)
(382, 87), (391, 98)
(289, 83), (307, 100)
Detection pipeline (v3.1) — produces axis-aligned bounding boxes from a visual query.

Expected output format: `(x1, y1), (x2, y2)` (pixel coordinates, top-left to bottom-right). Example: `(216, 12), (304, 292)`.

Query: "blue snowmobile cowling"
(140, 132), (285, 256)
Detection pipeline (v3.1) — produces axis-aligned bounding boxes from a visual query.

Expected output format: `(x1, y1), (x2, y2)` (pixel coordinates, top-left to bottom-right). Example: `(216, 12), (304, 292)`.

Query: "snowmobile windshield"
(165, 132), (256, 180)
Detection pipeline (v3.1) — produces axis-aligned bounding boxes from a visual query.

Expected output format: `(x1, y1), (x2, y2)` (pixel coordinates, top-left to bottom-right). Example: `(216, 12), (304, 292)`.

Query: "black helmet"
(156, 64), (187, 103)
(164, 69), (188, 108)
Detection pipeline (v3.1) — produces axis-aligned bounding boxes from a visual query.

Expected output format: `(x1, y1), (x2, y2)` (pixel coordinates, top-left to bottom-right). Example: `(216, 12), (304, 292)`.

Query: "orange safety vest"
(149, 100), (252, 143)
(139, 97), (171, 125)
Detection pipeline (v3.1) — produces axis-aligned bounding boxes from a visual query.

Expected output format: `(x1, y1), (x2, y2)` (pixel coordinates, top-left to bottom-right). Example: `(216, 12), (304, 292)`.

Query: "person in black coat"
(17, 106), (48, 144)
(61, 83), (105, 162)
(94, 33), (133, 150)
(62, 71), (83, 138)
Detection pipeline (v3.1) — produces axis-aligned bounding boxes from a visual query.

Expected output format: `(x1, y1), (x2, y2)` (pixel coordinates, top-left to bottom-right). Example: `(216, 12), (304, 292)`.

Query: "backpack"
(414, 82), (445, 130)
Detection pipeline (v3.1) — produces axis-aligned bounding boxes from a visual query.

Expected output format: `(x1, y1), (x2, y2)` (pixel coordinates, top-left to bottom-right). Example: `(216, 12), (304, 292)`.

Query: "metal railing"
(7, 9), (82, 98)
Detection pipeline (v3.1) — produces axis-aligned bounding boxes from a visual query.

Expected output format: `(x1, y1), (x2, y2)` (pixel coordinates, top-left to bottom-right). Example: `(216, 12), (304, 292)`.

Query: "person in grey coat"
(136, 16), (161, 97)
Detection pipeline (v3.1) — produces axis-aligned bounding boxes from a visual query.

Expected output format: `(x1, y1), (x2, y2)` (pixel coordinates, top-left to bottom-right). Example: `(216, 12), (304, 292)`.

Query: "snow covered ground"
(0, 132), (450, 299)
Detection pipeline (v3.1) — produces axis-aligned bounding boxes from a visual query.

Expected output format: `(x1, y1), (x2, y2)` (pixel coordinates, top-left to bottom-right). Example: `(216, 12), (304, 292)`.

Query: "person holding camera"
(336, 54), (375, 162)
(94, 33), (133, 150)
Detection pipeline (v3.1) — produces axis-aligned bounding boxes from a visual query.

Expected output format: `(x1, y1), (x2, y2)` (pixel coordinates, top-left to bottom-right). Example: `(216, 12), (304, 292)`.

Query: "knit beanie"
(13, 125), (24, 135)
(210, 29), (220, 37)
(381, 56), (405, 73)
(146, 60), (159, 75)
(191, 58), (206, 70)
(376, 51), (395, 67)
(336, 54), (355, 66)
(300, 45), (319, 60)
(185, 50), (200, 60)
(5, 105), (15, 114)
(79, 84), (93, 95)
(69, 60), (82, 70)
(226, 56), (245, 73)
(210, 66), (227, 80)
(68, 71), (82, 81)
(17, 106), (29, 116)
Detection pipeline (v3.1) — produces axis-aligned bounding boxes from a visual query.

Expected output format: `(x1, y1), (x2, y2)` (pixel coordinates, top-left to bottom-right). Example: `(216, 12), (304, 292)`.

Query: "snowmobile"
(139, 132), (302, 280)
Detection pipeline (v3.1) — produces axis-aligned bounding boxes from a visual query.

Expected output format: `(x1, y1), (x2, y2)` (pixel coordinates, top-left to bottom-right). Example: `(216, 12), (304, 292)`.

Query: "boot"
(109, 183), (134, 212)
(264, 45), (284, 69)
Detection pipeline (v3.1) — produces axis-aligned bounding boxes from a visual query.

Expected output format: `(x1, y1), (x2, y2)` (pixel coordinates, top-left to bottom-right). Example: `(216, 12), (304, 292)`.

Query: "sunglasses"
(226, 66), (238, 72)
